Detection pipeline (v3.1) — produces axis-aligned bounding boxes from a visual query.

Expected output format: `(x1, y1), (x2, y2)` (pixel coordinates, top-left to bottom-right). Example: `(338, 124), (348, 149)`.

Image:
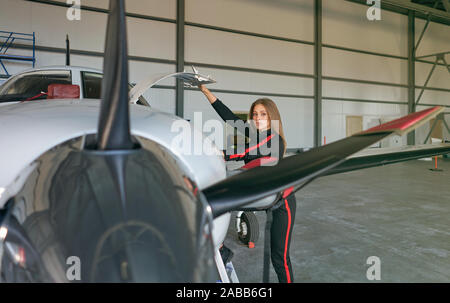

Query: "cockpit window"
(81, 71), (102, 99)
(0, 70), (72, 102)
(82, 71), (150, 107)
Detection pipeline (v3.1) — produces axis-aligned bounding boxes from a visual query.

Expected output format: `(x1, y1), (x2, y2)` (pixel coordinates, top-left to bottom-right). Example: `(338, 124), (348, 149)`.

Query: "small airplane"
(0, 0), (449, 283)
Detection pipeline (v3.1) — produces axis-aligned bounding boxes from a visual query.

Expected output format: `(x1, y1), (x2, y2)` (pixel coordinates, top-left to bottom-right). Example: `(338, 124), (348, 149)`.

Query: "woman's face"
(252, 104), (270, 131)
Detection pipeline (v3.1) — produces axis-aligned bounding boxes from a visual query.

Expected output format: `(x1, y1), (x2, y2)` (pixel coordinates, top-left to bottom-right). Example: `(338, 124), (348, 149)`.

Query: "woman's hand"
(198, 84), (217, 104)
(198, 84), (207, 93)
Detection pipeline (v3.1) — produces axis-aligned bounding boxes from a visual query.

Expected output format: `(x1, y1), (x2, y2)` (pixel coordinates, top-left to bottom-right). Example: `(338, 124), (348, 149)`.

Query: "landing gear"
(215, 247), (239, 283)
(235, 211), (259, 248)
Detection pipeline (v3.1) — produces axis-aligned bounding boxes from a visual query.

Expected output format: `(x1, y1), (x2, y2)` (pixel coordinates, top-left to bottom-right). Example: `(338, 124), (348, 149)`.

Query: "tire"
(237, 211), (259, 247)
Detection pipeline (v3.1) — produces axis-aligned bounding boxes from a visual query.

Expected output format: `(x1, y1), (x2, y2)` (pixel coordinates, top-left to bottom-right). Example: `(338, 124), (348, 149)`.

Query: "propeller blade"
(203, 106), (444, 217)
(325, 143), (450, 175)
(96, 0), (133, 150)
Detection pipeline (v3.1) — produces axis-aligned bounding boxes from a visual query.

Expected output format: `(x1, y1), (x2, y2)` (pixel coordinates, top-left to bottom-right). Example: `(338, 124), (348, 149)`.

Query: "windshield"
(0, 70), (72, 102)
(0, 70), (150, 107)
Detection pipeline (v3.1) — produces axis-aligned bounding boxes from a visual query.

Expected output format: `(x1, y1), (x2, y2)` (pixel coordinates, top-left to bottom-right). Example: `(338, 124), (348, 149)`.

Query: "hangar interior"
(0, 0), (449, 283)
(1, 0), (449, 149)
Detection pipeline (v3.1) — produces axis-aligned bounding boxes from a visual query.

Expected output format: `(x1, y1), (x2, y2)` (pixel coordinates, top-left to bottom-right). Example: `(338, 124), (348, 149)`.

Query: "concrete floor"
(224, 159), (450, 283)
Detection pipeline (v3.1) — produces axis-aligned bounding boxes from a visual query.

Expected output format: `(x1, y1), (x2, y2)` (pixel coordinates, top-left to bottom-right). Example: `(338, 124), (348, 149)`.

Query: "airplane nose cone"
(0, 140), (216, 282)
(89, 221), (185, 282)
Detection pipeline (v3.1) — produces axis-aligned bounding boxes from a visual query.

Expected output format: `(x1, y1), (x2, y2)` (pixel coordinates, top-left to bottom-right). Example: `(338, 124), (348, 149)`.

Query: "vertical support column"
(32, 32), (36, 68)
(176, 0), (185, 118)
(407, 10), (416, 145)
(314, 0), (323, 147)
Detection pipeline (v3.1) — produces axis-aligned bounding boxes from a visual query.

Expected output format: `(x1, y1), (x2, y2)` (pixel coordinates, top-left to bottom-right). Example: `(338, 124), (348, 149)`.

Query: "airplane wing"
(203, 106), (447, 217)
(129, 66), (215, 104)
(325, 143), (450, 176)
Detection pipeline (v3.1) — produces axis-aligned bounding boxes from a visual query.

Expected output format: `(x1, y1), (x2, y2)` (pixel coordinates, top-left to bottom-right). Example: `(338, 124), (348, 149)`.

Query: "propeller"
(203, 106), (445, 218)
(96, 0), (134, 150)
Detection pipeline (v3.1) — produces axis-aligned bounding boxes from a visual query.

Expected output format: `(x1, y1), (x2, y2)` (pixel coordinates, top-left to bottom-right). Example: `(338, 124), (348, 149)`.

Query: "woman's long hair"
(248, 98), (287, 155)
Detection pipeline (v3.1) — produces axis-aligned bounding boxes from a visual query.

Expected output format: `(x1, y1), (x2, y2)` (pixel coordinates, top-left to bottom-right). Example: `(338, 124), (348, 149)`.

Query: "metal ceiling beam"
(414, 0), (440, 51)
(384, 0), (450, 17)
(442, 0), (450, 12)
(416, 50), (450, 59)
(345, 0), (450, 26)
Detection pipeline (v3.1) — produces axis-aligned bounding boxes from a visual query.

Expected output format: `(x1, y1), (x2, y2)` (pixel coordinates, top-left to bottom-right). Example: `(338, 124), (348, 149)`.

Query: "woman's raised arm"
(198, 85), (244, 124)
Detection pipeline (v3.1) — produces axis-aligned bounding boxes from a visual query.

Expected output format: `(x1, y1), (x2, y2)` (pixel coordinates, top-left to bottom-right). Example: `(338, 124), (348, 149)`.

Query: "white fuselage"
(0, 99), (230, 248)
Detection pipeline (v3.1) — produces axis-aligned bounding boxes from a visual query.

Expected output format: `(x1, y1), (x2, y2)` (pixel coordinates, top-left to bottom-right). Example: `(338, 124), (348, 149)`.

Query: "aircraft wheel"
(237, 211), (259, 248)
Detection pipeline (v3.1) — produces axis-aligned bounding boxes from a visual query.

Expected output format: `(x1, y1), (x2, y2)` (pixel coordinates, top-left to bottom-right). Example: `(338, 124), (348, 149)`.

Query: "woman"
(198, 84), (297, 283)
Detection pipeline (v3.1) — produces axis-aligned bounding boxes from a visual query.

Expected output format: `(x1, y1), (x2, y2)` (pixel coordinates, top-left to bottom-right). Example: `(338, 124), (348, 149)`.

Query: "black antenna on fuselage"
(65, 34), (70, 66)
(96, 0), (133, 150)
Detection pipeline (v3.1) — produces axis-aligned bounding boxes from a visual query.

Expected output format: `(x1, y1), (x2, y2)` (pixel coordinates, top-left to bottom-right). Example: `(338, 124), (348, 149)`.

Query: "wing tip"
(358, 106), (443, 136)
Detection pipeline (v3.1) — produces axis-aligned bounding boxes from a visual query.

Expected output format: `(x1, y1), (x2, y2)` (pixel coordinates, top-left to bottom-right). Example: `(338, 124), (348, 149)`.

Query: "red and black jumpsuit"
(212, 99), (297, 283)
